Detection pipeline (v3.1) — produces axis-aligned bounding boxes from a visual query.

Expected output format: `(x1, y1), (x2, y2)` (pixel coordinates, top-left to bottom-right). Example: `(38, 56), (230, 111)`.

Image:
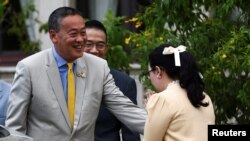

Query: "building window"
(0, 0), (31, 66)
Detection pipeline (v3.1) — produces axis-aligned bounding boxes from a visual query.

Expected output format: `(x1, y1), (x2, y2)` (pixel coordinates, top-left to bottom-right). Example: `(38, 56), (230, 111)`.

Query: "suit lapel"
(46, 49), (71, 129)
(72, 58), (87, 133)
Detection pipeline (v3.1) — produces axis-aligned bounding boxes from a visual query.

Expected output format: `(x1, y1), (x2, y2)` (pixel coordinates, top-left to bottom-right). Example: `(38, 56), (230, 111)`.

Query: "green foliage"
(106, 0), (250, 124)
(102, 10), (131, 73)
(0, 0), (7, 22)
(204, 27), (250, 124)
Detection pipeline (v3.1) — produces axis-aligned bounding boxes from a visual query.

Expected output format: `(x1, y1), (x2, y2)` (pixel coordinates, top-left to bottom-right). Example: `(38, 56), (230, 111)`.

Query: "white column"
(129, 63), (145, 108)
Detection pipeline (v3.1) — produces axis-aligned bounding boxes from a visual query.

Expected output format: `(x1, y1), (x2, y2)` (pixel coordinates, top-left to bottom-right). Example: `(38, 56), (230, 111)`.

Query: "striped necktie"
(67, 63), (75, 127)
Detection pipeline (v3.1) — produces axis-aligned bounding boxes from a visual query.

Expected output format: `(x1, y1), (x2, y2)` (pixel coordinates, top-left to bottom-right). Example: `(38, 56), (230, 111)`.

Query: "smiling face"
(49, 15), (86, 62)
(84, 28), (108, 59)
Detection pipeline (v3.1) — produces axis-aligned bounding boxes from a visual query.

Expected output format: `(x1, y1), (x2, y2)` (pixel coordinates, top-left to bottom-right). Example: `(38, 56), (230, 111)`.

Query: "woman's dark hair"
(148, 43), (209, 108)
(48, 7), (83, 32)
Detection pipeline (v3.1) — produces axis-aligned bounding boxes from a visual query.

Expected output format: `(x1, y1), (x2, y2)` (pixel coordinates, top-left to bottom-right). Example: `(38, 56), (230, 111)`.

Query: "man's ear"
(49, 30), (57, 44)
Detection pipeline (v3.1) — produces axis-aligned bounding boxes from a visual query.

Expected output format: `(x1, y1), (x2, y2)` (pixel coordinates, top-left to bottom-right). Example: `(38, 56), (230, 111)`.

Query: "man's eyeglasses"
(84, 41), (107, 50)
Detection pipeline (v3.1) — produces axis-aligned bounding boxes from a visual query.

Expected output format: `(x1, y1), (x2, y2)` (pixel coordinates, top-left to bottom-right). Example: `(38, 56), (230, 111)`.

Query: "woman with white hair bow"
(143, 43), (215, 141)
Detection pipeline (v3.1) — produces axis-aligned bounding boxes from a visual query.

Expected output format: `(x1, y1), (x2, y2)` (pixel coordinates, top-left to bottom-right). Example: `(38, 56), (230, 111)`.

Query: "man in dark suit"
(84, 20), (141, 141)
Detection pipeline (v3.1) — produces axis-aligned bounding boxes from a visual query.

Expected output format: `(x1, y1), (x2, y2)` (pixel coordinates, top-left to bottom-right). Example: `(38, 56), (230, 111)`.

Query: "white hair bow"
(162, 45), (186, 66)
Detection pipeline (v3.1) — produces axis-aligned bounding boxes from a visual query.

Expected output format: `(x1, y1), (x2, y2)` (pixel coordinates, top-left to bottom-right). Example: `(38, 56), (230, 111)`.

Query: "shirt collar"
(52, 47), (76, 67)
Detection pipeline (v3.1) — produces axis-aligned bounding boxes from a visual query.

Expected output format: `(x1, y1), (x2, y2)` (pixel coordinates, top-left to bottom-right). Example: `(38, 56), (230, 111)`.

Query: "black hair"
(85, 20), (107, 41)
(148, 43), (209, 108)
(48, 7), (83, 32)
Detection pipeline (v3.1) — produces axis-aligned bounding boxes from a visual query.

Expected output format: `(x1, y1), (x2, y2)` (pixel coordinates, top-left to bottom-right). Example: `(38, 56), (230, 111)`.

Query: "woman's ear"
(155, 66), (163, 78)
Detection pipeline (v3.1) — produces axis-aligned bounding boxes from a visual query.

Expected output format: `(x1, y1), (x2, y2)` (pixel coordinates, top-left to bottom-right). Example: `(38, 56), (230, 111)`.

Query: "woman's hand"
(144, 89), (156, 105)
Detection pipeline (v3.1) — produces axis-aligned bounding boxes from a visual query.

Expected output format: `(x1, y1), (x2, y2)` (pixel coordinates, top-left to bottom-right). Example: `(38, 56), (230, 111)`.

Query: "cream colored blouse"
(143, 82), (215, 141)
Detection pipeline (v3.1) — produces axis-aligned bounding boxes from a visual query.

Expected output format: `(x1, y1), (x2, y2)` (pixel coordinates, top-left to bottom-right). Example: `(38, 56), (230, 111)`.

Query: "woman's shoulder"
(147, 90), (176, 108)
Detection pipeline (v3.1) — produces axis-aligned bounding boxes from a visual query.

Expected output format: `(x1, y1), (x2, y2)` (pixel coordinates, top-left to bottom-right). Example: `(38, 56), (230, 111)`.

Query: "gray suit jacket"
(6, 48), (146, 141)
(0, 125), (33, 141)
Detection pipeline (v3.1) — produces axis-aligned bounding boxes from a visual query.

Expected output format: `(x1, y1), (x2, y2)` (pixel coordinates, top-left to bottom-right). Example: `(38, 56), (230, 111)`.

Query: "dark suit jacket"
(95, 69), (141, 141)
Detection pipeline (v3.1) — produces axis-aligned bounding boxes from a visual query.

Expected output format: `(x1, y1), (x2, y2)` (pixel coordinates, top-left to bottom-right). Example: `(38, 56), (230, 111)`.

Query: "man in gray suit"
(5, 7), (146, 141)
